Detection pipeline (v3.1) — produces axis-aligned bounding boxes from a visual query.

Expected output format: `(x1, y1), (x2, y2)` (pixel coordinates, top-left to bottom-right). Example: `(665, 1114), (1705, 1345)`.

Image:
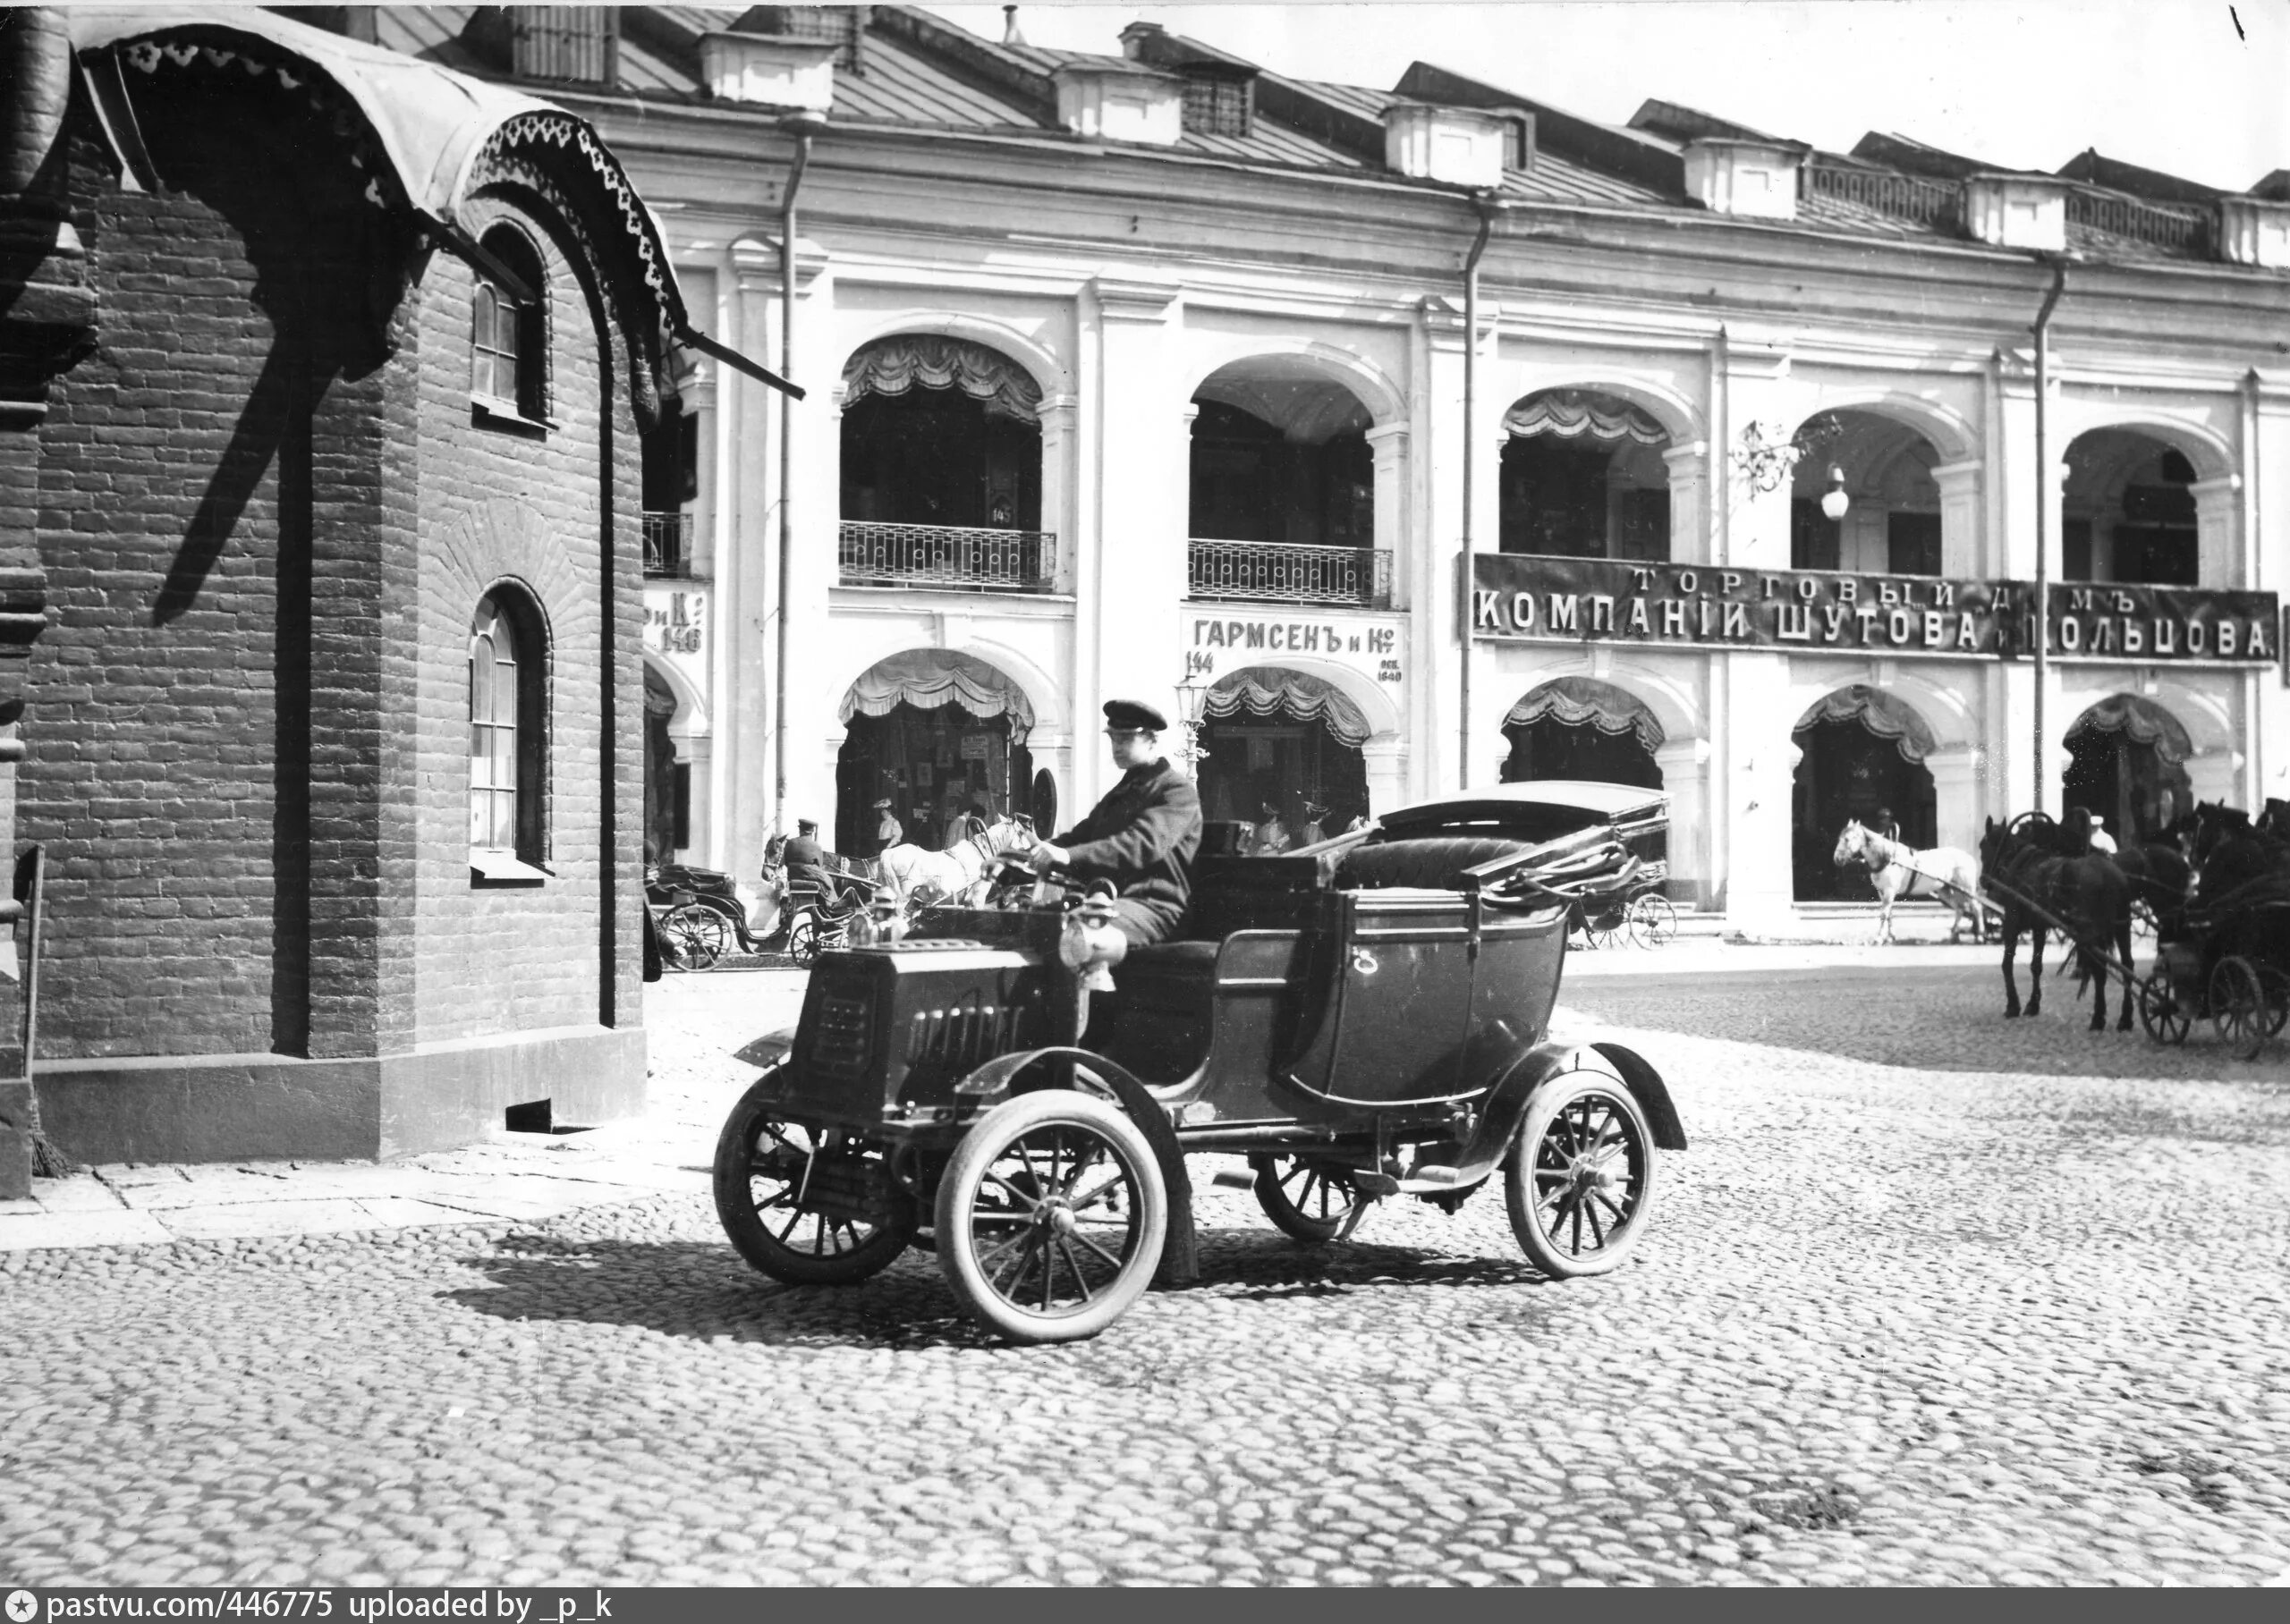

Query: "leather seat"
(1335, 836), (1539, 892)
(1120, 939), (1221, 983)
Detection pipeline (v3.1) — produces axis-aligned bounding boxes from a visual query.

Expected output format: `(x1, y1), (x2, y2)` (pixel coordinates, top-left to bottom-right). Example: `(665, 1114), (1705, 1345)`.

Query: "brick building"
(0, 6), (700, 1187)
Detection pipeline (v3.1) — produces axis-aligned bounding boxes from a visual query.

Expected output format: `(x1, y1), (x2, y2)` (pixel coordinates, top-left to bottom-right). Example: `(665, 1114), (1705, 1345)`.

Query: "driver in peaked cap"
(1029, 698), (1204, 946)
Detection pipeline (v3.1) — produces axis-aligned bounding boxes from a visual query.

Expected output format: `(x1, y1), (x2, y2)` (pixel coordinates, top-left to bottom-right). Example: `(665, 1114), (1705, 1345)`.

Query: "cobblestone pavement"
(5, 964), (2288, 1587)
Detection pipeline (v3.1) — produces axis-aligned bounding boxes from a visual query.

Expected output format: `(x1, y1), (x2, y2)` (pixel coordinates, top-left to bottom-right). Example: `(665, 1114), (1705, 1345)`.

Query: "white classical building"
(365, 5), (2290, 928)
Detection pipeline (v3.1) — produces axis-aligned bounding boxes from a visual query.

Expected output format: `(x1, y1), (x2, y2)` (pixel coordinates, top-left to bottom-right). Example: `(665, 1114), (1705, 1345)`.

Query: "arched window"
(471, 225), (547, 419)
(470, 588), (547, 862)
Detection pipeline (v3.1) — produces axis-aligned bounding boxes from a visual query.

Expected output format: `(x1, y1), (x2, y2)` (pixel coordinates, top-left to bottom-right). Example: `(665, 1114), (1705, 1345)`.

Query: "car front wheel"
(1502, 1076), (1657, 1279)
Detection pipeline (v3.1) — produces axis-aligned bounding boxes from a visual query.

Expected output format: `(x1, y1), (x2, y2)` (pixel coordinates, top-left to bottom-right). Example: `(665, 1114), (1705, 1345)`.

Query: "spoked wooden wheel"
(786, 911), (830, 965)
(2261, 967), (2290, 1039)
(661, 903), (728, 969)
(2136, 972), (2191, 1046)
(1250, 1154), (1366, 1243)
(2209, 955), (2269, 1061)
(713, 1074), (912, 1285)
(936, 1091), (1166, 1344)
(1626, 892), (1679, 949)
(1503, 1078), (1656, 1279)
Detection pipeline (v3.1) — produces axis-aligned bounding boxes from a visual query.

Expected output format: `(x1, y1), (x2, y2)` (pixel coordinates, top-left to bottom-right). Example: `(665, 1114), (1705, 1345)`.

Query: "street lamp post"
(1173, 672), (1209, 776)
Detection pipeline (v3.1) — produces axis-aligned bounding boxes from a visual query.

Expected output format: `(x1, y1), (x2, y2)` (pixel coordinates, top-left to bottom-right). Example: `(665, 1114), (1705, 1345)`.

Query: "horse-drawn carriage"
(2133, 829), (2290, 1060)
(1562, 791), (1678, 949)
(715, 781), (1686, 1343)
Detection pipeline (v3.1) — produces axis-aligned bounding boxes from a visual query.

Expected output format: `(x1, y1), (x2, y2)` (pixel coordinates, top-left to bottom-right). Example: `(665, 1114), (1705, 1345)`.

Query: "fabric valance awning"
(1504, 677), (1666, 755)
(2070, 693), (2192, 765)
(842, 335), (1043, 424)
(1794, 684), (1936, 765)
(838, 650), (1035, 742)
(1205, 666), (1371, 748)
(1504, 390), (1669, 446)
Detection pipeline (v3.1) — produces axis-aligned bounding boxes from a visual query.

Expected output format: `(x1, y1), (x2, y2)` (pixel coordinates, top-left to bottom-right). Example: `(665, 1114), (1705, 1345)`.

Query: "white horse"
(876, 814), (1037, 910)
(1833, 820), (1989, 944)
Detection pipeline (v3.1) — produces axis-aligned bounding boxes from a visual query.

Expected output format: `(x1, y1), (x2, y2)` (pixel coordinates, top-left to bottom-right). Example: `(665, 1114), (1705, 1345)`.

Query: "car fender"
(954, 1047), (1199, 1289)
(733, 1028), (799, 1077)
(1589, 1040), (1687, 1151)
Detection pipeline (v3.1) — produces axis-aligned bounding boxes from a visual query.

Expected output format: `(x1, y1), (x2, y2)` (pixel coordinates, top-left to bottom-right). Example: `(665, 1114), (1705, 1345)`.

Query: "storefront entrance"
(1791, 686), (1938, 901)
(1196, 666), (1370, 851)
(642, 662), (684, 864)
(2063, 694), (2193, 846)
(835, 651), (1038, 859)
(1500, 677), (1664, 790)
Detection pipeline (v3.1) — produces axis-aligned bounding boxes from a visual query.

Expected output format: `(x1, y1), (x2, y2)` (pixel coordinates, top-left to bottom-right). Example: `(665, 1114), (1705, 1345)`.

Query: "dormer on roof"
(733, 6), (869, 75)
(1393, 63), (1692, 190)
(1629, 99), (1773, 147)
(1121, 21), (1259, 138)
(701, 28), (839, 112)
(1054, 58), (1183, 146)
(1964, 172), (2070, 250)
(1383, 99), (1521, 187)
(1683, 138), (1809, 221)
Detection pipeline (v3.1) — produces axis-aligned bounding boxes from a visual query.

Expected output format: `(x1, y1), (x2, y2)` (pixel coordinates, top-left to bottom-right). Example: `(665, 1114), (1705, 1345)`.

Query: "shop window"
(470, 588), (548, 868)
(471, 226), (547, 419)
(1887, 512), (1942, 576)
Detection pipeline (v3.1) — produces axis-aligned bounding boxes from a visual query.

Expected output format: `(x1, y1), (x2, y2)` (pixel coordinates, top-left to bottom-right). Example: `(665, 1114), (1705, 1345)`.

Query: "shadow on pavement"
(441, 1224), (1562, 1347)
(1558, 963), (2290, 1084)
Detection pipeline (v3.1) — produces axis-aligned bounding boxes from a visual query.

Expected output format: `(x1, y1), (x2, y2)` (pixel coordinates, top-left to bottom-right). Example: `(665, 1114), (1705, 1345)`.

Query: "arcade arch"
(838, 334), (1048, 588)
(1497, 388), (1675, 561)
(1190, 357), (1378, 552)
(1499, 677), (1666, 791)
(833, 649), (1042, 859)
(2061, 428), (2210, 585)
(2062, 693), (2194, 846)
(1791, 685), (1940, 901)
(1787, 410), (1946, 575)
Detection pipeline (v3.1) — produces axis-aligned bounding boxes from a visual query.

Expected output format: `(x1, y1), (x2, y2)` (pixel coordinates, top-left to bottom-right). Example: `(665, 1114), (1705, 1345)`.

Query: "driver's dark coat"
(1055, 757), (1203, 934)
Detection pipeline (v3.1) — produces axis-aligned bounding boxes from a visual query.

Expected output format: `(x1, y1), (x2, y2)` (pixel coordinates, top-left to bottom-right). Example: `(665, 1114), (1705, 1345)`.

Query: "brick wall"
(24, 74), (646, 1068)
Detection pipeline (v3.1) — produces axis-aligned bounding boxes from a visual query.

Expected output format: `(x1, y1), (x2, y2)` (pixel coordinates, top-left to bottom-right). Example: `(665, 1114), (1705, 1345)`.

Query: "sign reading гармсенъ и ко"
(1467, 554), (2279, 663)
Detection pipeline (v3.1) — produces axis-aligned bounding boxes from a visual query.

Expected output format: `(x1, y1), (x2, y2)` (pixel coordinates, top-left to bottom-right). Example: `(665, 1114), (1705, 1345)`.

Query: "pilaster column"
(1720, 654), (1800, 931)
(1931, 459), (1983, 578)
(1365, 421), (1410, 600)
(777, 236), (836, 850)
(1661, 442), (1710, 566)
(1087, 276), (1183, 810)
(1417, 294), (1469, 794)
(1653, 736), (1712, 909)
(1923, 745), (1986, 858)
(725, 237), (779, 876)
(1361, 732), (1407, 822)
(1714, 330), (1794, 571)
(2190, 475), (2243, 588)
(1039, 393), (1078, 592)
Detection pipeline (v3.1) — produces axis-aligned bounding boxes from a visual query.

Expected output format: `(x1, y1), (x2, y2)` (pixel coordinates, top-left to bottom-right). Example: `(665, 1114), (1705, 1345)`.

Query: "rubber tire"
(1503, 1076), (1658, 1280)
(2136, 972), (2191, 1046)
(1250, 1154), (1364, 1244)
(936, 1090), (1166, 1345)
(1627, 892), (1679, 949)
(713, 1071), (912, 1285)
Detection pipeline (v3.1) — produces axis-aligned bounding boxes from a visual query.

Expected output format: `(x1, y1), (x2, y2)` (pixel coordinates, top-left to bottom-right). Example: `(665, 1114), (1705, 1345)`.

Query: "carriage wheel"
(2260, 967), (2290, 1039)
(936, 1091), (1166, 1344)
(786, 912), (825, 965)
(713, 1075), (913, 1285)
(1502, 1077), (1657, 1279)
(1626, 892), (1679, 950)
(660, 903), (729, 970)
(2136, 972), (2191, 1046)
(2209, 956), (2269, 1061)
(1250, 1154), (1367, 1243)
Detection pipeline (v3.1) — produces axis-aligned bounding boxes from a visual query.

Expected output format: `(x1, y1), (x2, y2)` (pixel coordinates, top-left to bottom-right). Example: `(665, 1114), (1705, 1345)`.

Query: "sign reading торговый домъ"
(1466, 554), (2279, 663)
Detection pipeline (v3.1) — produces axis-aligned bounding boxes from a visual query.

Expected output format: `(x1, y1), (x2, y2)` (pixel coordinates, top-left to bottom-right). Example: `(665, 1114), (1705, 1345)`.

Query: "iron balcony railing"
(1800, 164), (1963, 233)
(643, 512), (695, 579)
(2065, 189), (2212, 255)
(838, 522), (1056, 592)
(1187, 539), (1393, 609)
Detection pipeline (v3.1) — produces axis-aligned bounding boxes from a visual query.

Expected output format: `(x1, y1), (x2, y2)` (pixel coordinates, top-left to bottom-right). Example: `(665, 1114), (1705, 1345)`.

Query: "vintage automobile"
(714, 780), (1686, 1343)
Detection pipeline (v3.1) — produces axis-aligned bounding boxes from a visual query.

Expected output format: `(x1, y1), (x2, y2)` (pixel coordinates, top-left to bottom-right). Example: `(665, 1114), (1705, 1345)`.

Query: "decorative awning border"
(1205, 666), (1370, 748)
(2070, 692), (2192, 765)
(1504, 390), (1669, 446)
(1504, 676), (1666, 755)
(843, 336), (1043, 424)
(1794, 684), (1937, 765)
(838, 650), (1035, 742)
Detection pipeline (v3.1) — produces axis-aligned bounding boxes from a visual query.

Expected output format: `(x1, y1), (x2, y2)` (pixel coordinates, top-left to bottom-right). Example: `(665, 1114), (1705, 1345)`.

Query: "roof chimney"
(1003, 5), (1024, 47)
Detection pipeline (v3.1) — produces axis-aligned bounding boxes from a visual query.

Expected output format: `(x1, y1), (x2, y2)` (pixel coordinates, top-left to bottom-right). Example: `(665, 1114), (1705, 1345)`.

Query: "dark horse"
(1978, 815), (2134, 1030)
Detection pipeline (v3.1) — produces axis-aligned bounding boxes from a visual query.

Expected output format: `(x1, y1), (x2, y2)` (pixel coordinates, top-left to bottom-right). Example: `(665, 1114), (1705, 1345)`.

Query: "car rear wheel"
(1250, 1154), (1364, 1243)
(936, 1091), (1166, 1344)
(1503, 1076), (1656, 1279)
(714, 1073), (912, 1285)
